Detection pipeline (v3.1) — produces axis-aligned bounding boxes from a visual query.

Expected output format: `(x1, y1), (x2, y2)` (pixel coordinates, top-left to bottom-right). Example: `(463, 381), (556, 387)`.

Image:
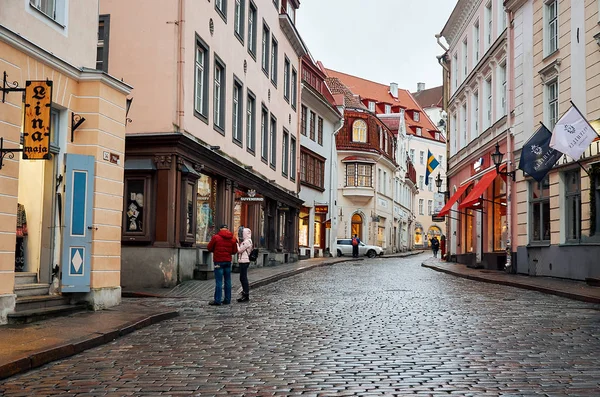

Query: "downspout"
(177, 0), (185, 132)
(505, 9), (515, 271)
(329, 118), (344, 257)
(435, 34), (449, 52)
(437, 53), (451, 257)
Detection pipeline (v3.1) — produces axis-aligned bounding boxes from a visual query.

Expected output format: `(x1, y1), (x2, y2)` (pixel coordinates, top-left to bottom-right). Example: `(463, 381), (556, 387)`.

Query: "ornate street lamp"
(435, 173), (449, 199)
(491, 142), (516, 181)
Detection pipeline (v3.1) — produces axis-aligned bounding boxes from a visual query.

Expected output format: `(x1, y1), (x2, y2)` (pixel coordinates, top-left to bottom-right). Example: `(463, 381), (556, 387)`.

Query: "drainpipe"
(505, 9), (515, 271)
(177, 0), (185, 132)
(329, 118), (344, 257)
(435, 33), (449, 52)
(437, 53), (451, 258)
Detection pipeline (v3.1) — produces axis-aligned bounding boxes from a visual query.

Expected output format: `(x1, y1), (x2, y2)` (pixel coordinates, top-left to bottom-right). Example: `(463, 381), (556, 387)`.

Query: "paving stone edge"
(422, 262), (600, 305)
(0, 310), (178, 380)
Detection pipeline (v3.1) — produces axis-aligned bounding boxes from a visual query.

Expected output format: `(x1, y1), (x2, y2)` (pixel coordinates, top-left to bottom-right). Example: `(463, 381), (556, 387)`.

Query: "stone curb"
(250, 251), (424, 291)
(0, 310), (178, 380)
(421, 262), (600, 305)
(250, 258), (364, 290)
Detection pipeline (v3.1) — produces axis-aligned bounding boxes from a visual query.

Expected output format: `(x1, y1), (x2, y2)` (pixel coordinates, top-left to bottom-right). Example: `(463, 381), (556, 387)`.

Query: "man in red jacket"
(207, 224), (238, 305)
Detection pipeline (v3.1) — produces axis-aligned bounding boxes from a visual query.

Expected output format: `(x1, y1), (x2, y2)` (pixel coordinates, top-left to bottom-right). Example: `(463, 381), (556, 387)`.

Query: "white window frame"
(234, 0), (245, 42)
(462, 103), (467, 147)
(385, 104), (391, 114)
(368, 101), (376, 112)
(409, 149), (415, 163)
(194, 36), (210, 120)
(544, 0), (558, 56)
(248, 2), (257, 56)
(485, 2), (493, 50)
(472, 90), (479, 137)
(473, 20), (480, 66)
(419, 177), (424, 191)
(246, 91), (256, 153)
(453, 53), (459, 93)
(545, 79), (559, 130)
(485, 77), (492, 129)
(463, 38), (468, 79)
(232, 77), (243, 144)
(416, 127), (422, 136)
(29, 0), (66, 26)
(427, 200), (433, 215)
(419, 199), (424, 215)
(419, 150), (424, 165)
(499, 63), (507, 116)
(414, 111), (420, 122)
(352, 119), (367, 142)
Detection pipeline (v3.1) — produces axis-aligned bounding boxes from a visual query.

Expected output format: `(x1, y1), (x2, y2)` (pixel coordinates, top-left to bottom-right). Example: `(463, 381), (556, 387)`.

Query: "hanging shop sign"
(23, 80), (53, 160)
(240, 189), (264, 202)
(314, 205), (328, 213)
(325, 219), (331, 229)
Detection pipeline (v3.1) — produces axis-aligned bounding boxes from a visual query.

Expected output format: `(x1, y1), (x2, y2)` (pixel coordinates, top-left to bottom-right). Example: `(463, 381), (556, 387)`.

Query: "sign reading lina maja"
(23, 80), (53, 160)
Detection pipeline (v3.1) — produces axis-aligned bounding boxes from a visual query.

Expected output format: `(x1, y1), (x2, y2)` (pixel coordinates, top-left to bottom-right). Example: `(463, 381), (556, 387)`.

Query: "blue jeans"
(213, 262), (232, 303)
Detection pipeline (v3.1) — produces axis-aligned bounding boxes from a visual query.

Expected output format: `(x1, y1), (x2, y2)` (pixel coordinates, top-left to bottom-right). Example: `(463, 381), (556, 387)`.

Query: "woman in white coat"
(236, 228), (252, 302)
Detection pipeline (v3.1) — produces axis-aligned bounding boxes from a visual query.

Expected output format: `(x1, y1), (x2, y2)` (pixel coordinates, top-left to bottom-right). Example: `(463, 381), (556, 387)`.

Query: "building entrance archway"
(351, 213), (363, 239)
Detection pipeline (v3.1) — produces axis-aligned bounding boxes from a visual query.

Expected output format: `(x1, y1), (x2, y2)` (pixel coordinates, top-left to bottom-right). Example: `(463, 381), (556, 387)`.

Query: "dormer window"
(352, 119), (367, 142)
(414, 111), (420, 122)
(385, 104), (391, 114)
(368, 101), (375, 112)
(435, 132), (440, 140)
(416, 127), (422, 136)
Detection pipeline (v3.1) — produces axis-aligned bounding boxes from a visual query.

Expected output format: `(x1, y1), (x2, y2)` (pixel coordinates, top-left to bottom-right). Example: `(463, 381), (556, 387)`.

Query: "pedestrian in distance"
(440, 235), (446, 261)
(351, 234), (361, 258)
(207, 224), (238, 306)
(236, 227), (253, 303)
(430, 235), (440, 258)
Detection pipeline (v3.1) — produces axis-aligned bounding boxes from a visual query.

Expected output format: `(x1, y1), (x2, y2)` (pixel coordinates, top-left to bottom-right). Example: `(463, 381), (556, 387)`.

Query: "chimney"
(390, 82), (398, 98)
(417, 82), (425, 92)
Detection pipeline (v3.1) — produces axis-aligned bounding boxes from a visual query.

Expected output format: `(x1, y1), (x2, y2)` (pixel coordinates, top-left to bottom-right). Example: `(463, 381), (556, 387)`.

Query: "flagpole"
(570, 100), (600, 138)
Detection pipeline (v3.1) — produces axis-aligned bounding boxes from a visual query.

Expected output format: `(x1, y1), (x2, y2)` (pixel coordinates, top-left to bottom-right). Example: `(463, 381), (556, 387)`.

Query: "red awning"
(458, 168), (498, 210)
(437, 182), (473, 217)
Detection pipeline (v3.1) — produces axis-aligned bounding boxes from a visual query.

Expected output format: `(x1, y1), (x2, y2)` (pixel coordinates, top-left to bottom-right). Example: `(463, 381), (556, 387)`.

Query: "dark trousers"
(239, 262), (250, 295)
(352, 245), (359, 257)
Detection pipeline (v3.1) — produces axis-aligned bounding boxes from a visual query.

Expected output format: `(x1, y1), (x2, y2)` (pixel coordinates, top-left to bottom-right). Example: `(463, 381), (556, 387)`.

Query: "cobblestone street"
(1, 253), (600, 396)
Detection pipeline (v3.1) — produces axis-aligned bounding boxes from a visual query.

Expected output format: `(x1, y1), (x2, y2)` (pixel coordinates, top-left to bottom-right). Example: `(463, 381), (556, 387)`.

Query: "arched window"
(351, 213), (363, 239)
(352, 119), (367, 142)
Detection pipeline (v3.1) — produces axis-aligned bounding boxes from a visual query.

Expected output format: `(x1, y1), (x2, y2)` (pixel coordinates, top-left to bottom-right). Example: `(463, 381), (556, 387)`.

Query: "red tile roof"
(324, 68), (444, 143)
(411, 85), (443, 109)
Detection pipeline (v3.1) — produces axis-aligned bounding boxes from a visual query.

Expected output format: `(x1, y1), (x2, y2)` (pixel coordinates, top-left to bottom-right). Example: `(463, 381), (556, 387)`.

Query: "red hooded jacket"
(207, 229), (238, 262)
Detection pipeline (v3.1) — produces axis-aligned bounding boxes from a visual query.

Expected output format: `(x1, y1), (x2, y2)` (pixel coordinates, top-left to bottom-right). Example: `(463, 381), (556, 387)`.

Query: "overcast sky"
(296, 0), (457, 93)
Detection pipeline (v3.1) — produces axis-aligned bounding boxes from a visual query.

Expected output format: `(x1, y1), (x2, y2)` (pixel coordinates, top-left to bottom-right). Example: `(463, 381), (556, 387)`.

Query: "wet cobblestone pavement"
(1, 253), (600, 396)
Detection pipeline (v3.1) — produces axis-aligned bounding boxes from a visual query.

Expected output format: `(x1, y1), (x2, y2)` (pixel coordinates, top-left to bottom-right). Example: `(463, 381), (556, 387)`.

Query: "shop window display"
(196, 174), (217, 245)
(299, 207), (309, 247)
(126, 179), (145, 233)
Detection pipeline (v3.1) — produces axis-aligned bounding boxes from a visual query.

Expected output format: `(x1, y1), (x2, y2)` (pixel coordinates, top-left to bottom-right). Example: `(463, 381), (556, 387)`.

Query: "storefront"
(121, 134), (302, 289)
(0, 31), (131, 323)
(440, 148), (509, 270)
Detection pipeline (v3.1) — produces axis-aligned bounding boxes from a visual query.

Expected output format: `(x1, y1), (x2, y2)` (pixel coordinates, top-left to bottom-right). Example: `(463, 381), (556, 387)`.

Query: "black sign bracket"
(1, 71), (25, 103)
(71, 112), (86, 142)
(0, 137), (23, 171)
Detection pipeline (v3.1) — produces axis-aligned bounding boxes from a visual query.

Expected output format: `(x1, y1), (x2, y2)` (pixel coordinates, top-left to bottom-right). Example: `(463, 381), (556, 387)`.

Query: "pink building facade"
(440, 0), (513, 269)
(100, 0), (307, 288)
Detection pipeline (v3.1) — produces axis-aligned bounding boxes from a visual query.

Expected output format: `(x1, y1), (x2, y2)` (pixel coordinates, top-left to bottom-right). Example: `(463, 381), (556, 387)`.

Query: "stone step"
(7, 304), (88, 325)
(14, 283), (50, 297)
(14, 272), (37, 285)
(15, 295), (70, 312)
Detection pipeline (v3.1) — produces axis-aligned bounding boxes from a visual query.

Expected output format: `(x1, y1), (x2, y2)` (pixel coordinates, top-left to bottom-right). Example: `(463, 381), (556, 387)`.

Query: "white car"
(336, 239), (384, 258)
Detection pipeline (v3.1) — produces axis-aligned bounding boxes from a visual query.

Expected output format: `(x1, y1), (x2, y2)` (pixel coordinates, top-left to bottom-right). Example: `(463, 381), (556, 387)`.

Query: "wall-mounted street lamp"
(435, 173), (449, 199)
(491, 142), (516, 181)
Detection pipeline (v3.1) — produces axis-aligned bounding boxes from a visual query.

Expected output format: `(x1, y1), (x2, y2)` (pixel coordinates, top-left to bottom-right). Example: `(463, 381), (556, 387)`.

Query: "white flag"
(549, 106), (598, 160)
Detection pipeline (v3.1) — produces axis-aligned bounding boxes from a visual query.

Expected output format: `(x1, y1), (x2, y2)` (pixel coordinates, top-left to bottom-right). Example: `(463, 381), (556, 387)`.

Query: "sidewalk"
(422, 258), (600, 304)
(0, 251), (421, 380)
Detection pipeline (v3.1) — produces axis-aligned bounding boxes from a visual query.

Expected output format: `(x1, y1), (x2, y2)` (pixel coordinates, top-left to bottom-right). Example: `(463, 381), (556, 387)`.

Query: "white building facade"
(298, 56), (343, 258)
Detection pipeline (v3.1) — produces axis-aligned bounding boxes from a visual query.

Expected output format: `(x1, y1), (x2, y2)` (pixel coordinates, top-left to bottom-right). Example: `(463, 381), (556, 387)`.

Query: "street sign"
(432, 215), (445, 222)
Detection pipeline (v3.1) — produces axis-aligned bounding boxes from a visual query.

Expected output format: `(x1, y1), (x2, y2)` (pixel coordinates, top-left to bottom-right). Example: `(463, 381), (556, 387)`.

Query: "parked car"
(336, 239), (384, 258)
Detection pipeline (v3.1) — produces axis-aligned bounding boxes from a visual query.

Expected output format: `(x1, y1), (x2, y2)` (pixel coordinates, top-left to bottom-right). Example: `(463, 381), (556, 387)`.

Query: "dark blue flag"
(518, 124), (563, 182)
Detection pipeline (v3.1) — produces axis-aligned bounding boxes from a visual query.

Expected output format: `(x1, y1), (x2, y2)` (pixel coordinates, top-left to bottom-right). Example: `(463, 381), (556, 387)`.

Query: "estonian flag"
(518, 123), (563, 182)
(549, 104), (599, 160)
(425, 150), (439, 186)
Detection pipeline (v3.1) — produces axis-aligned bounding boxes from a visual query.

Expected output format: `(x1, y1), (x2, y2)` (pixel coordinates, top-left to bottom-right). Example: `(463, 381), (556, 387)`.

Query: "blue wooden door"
(61, 154), (95, 293)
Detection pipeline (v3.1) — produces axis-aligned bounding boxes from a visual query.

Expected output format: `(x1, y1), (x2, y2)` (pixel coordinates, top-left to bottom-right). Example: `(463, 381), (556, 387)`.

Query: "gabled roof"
(324, 68), (443, 143)
(411, 85), (443, 109)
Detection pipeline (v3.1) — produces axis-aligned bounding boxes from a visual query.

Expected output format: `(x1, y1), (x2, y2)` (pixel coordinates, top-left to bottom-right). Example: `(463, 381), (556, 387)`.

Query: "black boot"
(237, 294), (249, 303)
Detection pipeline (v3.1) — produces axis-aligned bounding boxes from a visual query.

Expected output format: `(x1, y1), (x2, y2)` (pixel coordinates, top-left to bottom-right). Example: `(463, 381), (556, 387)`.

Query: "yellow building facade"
(0, 2), (131, 324)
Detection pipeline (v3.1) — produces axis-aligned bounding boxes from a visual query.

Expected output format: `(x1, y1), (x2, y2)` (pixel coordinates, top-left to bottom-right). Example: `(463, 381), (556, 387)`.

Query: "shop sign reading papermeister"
(23, 80), (52, 160)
